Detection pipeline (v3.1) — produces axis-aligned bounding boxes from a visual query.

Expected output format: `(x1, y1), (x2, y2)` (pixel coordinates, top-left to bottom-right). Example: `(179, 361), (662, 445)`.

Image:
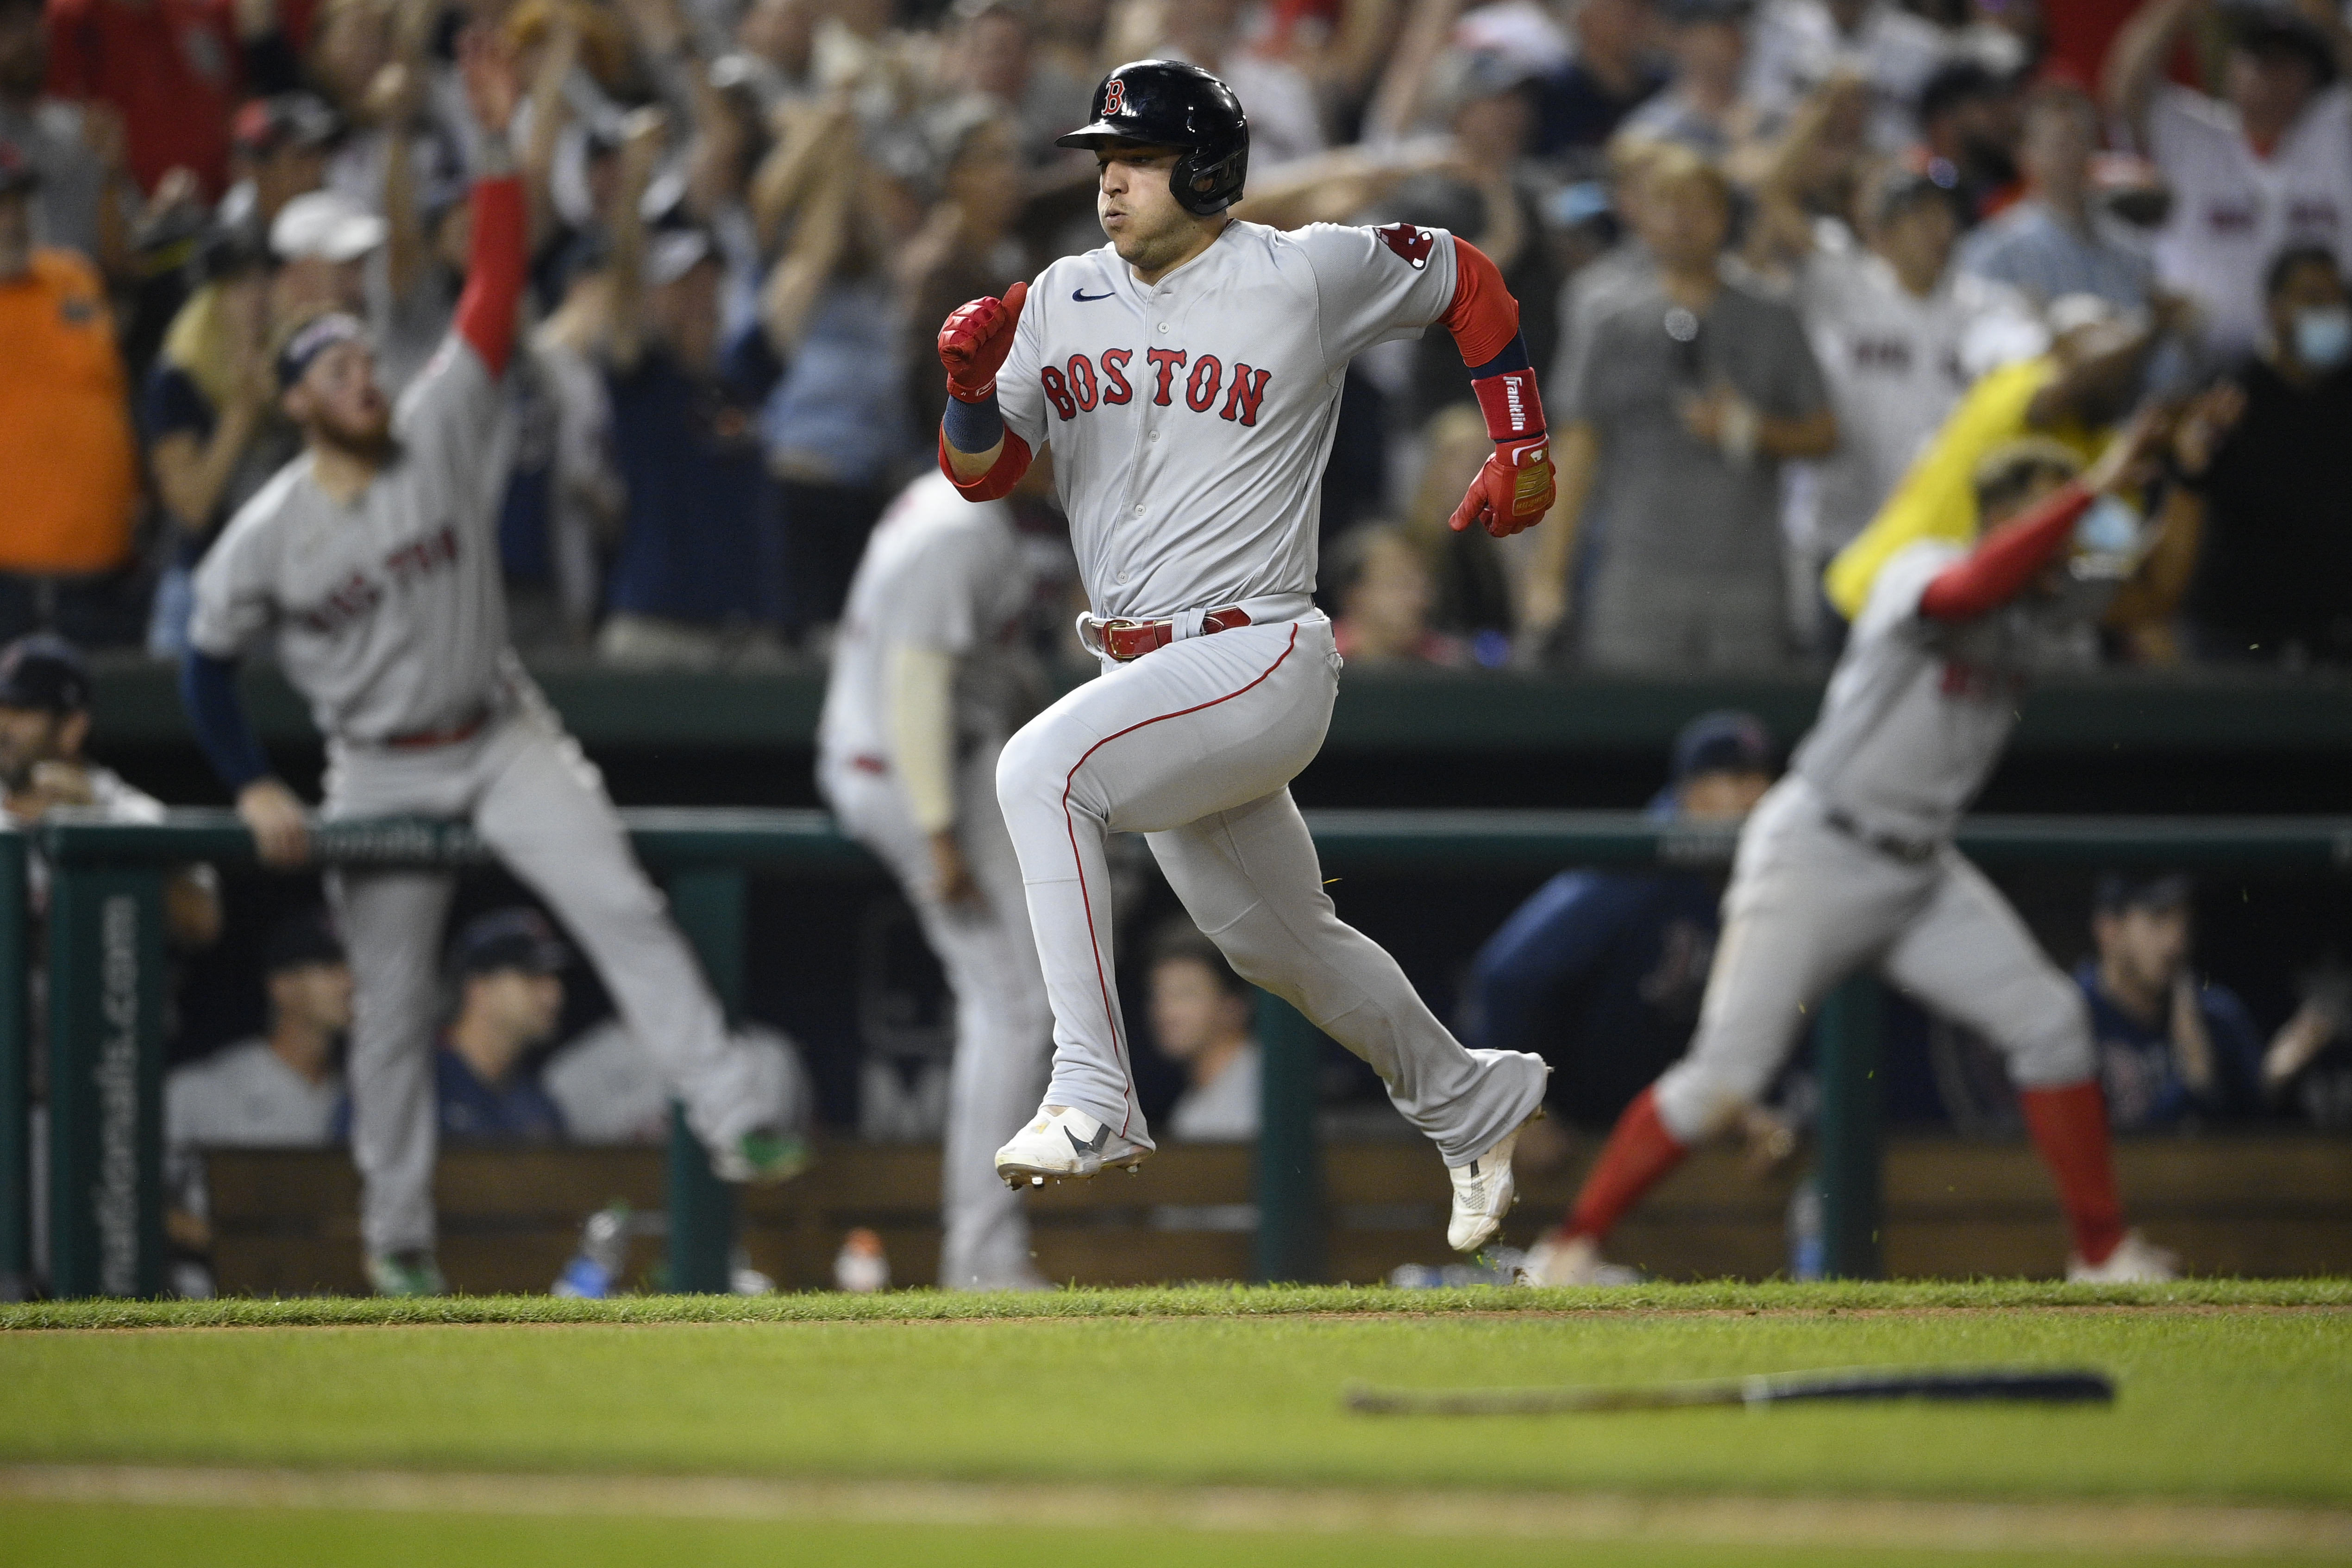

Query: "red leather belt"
(1099, 606), (1251, 662)
(376, 707), (492, 750)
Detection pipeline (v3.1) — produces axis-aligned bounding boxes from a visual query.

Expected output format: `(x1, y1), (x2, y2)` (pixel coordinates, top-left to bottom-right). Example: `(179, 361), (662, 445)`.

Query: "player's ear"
(58, 709), (90, 759)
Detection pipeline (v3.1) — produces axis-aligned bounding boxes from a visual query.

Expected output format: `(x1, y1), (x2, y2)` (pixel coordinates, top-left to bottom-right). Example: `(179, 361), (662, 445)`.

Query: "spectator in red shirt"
(41, 0), (278, 197)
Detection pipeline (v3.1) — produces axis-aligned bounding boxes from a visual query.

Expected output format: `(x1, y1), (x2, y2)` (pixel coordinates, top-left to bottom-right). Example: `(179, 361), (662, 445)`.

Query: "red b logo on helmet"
(1103, 77), (1127, 116)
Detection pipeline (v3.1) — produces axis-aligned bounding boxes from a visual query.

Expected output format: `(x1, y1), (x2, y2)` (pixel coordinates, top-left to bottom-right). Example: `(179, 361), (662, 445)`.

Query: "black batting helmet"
(1056, 60), (1249, 216)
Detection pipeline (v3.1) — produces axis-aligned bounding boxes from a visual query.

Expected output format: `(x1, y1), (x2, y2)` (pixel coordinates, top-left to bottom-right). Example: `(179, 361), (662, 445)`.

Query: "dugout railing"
(6, 809), (2351, 1298)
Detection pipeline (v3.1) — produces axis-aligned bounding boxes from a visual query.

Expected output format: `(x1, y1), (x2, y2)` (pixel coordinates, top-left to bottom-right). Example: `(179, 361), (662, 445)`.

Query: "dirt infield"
(6, 1465), (2348, 1559)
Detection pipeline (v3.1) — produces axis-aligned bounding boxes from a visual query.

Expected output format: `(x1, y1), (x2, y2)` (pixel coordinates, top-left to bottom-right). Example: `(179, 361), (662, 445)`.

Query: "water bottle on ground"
(554, 1202), (634, 1298)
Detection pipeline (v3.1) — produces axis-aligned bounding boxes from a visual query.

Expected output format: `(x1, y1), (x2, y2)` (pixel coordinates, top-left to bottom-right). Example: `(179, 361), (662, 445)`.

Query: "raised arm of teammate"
(451, 26), (526, 378)
(1915, 483), (2098, 621)
(1917, 412), (2168, 621)
(1442, 238), (1555, 539)
(937, 282), (1034, 502)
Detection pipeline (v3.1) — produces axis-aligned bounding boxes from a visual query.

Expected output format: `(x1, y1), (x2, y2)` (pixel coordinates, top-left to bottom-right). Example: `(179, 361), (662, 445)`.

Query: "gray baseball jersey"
(818, 471), (1037, 764)
(995, 220), (1461, 621)
(188, 337), (512, 742)
(1789, 539), (2063, 841)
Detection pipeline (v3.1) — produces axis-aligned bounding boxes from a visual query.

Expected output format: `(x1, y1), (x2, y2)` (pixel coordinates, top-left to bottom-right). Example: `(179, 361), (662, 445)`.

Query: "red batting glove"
(1450, 434), (1555, 538)
(938, 279), (1027, 402)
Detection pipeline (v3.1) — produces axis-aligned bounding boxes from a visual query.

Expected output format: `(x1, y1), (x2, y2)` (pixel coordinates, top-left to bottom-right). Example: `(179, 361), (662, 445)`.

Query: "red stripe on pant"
(2017, 1080), (2126, 1266)
(1059, 624), (1302, 1136)
(1564, 1085), (1687, 1243)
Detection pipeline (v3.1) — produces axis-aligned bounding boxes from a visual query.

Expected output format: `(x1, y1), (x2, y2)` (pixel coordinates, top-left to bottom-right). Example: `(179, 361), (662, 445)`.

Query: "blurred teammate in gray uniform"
(818, 467), (1052, 1290)
(1531, 420), (2183, 1287)
(177, 33), (794, 1298)
(935, 61), (1555, 1253)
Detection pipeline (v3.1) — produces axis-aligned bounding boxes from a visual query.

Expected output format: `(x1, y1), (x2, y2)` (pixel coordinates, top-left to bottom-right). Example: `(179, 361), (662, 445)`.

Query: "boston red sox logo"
(1103, 77), (1127, 116)
(1375, 222), (1435, 270)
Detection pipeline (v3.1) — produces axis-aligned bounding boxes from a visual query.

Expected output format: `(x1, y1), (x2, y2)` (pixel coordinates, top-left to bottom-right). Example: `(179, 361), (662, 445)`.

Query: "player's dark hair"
(1148, 921), (1251, 1001)
(2264, 243), (2344, 302)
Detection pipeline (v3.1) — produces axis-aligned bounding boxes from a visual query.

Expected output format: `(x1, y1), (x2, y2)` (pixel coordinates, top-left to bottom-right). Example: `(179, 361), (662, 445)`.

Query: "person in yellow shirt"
(1825, 295), (2172, 621)
(0, 139), (140, 640)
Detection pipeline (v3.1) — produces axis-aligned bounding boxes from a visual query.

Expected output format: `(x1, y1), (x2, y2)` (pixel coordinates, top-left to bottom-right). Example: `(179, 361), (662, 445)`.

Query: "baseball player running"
(818, 467), (1053, 1290)
(935, 60), (1554, 1253)
(176, 32), (795, 1298)
(1526, 418), (2184, 1286)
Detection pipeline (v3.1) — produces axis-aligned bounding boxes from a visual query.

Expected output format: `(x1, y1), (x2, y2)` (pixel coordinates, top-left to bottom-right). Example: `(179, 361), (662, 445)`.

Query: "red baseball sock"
(2017, 1081), (2126, 1266)
(1565, 1086), (1688, 1243)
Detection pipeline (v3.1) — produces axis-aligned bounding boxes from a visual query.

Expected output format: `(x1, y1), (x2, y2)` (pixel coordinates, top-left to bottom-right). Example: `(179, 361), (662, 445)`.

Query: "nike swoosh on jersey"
(1072, 288), (1115, 301)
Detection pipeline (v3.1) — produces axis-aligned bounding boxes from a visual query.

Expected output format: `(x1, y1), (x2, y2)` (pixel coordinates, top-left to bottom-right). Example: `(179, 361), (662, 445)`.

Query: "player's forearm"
(1918, 482), (2096, 621)
(179, 652), (273, 793)
(942, 429), (1004, 481)
(885, 643), (959, 835)
(938, 367), (1014, 489)
(936, 427), (1032, 502)
(453, 169), (526, 376)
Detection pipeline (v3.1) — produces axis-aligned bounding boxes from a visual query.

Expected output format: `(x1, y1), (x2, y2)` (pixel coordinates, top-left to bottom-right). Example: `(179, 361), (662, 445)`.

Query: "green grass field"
(6, 1281), (2348, 1566)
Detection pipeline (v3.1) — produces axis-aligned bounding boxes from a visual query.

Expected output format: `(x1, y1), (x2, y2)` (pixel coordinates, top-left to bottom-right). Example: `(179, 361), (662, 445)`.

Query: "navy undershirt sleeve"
(942, 389), (1005, 454)
(1468, 332), (1533, 380)
(180, 652), (272, 792)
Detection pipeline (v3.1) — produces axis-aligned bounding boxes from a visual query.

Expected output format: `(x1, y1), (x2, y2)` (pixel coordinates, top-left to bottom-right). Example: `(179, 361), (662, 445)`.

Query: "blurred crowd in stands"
(2, 0), (2351, 681)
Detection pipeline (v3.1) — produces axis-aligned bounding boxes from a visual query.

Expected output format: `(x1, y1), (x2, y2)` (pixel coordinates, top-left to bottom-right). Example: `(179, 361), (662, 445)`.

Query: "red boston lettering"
(1146, 347), (1186, 406)
(1101, 347), (1134, 403)
(1185, 354), (1223, 411)
(1067, 353), (1098, 411)
(1040, 364), (1078, 420)
(1219, 364), (1270, 426)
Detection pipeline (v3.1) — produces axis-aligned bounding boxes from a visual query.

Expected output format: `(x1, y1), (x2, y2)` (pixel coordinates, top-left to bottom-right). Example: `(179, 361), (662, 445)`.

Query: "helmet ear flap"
(1171, 144), (1247, 215)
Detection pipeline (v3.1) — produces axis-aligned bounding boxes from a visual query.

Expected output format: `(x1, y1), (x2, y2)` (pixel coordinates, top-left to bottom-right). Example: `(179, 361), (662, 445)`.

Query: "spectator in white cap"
(270, 186), (385, 321)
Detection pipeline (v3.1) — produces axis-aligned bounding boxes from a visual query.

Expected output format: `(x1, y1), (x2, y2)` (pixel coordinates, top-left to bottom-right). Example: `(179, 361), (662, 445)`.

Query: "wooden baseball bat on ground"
(1342, 1367), (2116, 1416)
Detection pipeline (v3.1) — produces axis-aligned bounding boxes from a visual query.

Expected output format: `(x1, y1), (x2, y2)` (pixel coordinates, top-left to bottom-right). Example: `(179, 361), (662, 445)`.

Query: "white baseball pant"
(822, 738), (1053, 1289)
(1653, 776), (2094, 1143)
(993, 608), (1546, 1165)
(324, 696), (779, 1257)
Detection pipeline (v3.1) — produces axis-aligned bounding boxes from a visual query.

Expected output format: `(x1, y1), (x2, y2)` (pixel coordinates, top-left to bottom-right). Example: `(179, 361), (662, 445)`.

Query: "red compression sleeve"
(1916, 482), (2098, 621)
(936, 427), (1032, 503)
(453, 175), (526, 378)
(1439, 237), (1520, 368)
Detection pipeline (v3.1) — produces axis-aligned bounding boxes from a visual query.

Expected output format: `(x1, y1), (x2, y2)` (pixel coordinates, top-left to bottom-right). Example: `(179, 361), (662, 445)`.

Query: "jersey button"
(1148, 431), (1159, 441)
(1157, 323), (1169, 333)
(1133, 504), (1145, 515)
(1117, 571), (1129, 583)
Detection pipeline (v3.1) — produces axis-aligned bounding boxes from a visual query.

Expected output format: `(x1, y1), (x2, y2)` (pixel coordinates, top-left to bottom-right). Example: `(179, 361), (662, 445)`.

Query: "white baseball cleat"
(2066, 1228), (2179, 1283)
(994, 1105), (1151, 1189)
(1516, 1234), (1643, 1287)
(1447, 1115), (1539, 1254)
